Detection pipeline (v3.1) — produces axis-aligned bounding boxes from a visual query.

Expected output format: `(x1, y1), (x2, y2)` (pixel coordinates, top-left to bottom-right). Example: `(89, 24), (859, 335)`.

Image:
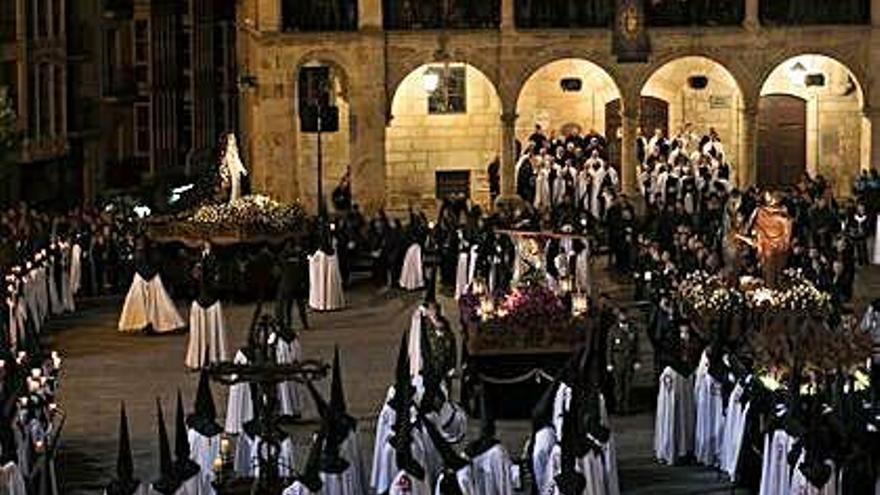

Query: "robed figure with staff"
(736, 191), (793, 287)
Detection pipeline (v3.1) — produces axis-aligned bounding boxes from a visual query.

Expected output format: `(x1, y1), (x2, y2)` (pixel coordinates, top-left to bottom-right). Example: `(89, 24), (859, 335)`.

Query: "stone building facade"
(237, 0), (880, 214)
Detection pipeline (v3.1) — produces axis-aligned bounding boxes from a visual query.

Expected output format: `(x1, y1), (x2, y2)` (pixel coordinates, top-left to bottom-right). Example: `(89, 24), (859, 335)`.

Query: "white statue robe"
(758, 429), (795, 495)
(468, 444), (514, 495)
(693, 352), (724, 467)
(308, 251), (345, 311)
(118, 273), (184, 333)
(185, 301), (228, 369)
(187, 429), (220, 486)
(720, 382), (750, 481)
(399, 244), (425, 291)
(653, 367), (695, 464)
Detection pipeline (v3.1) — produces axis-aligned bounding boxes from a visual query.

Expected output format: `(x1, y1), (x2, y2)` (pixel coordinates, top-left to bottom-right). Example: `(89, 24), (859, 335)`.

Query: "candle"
(34, 440), (44, 453)
(559, 277), (573, 294)
(220, 437), (231, 456)
(213, 456), (224, 474)
(479, 297), (495, 320)
(30, 369), (41, 379)
(572, 293), (588, 316)
(472, 279), (486, 296)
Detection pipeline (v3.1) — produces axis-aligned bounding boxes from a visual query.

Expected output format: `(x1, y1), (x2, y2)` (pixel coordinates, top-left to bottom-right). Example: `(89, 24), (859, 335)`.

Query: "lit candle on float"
(572, 293), (588, 316)
(479, 297), (495, 320)
(559, 277), (573, 294)
(472, 279), (486, 296)
(220, 436), (231, 456)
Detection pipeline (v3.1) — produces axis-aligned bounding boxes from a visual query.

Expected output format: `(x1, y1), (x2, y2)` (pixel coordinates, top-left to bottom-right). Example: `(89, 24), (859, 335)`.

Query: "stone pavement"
(50, 262), (880, 494)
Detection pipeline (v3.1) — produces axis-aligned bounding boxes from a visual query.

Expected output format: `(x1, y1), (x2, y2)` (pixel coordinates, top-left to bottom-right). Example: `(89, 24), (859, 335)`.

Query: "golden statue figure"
(736, 192), (793, 287)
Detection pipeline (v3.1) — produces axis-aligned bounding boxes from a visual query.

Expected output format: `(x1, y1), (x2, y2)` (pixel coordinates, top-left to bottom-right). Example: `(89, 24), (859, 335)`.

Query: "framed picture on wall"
(436, 170), (471, 200)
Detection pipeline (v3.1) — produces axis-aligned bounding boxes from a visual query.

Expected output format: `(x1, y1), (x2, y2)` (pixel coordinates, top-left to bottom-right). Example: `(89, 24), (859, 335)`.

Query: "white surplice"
(118, 273), (184, 333)
(187, 429), (220, 486)
(693, 352), (724, 467)
(308, 251), (345, 311)
(185, 301), (228, 369)
(469, 444), (514, 495)
(758, 429), (794, 495)
(399, 244), (425, 291)
(720, 383), (750, 481)
(654, 367), (695, 464)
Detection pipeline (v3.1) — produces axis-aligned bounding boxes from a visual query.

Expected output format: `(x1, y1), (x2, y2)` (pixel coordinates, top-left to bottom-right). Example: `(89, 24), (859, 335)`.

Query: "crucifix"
(206, 312), (329, 495)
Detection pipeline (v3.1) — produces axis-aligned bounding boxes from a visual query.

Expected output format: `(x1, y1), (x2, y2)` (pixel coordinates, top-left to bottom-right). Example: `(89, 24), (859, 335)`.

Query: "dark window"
(646, 0), (744, 26)
(0, 0), (16, 41)
(759, 0), (869, 25)
(384, 0), (499, 29)
(436, 170), (470, 200)
(281, 0), (358, 31)
(515, 0), (611, 28)
(134, 103), (149, 155)
(38, 65), (50, 137)
(427, 66), (466, 115)
(54, 65), (63, 135)
(38, 0), (48, 37)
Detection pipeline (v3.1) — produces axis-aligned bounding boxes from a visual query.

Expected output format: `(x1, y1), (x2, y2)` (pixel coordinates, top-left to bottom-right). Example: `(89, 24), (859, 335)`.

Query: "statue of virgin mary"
(219, 133), (247, 204)
(738, 191), (793, 287)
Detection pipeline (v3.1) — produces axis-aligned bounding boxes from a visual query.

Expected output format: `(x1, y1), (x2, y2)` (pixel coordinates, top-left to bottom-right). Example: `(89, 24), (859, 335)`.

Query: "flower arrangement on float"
(744, 269), (831, 315)
(678, 270), (744, 315)
(462, 277), (586, 353)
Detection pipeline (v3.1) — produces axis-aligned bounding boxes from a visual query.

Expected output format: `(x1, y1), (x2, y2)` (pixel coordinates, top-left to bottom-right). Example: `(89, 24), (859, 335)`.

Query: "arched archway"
(386, 63), (502, 213)
(515, 58), (622, 164)
(640, 55), (745, 177)
(758, 54), (868, 194)
(294, 59), (353, 212)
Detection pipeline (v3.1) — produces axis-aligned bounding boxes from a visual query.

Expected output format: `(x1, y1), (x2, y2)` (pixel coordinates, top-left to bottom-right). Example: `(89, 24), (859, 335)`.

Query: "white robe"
(454, 245), (478, 301)
(693, 353), (724, 467)
(653, 367), (695, 464)
(370, 386), (430, 495)
(720, 383), (750, 481)
(789, 451), (837, 495)
(0, 462), (26, 495)
(587, 167), (605, 219)
(541, 446), (606, 495)
(282, 481), (316, 495)
(224, 350), (253, 435)
(758, 430), (794, 495)
(70, 243), (82, 296)
(407, 307), (426, 377)
(434, 468), (475, 495)
(575, 247), (591, 295)
(117, 273), (185, 333)
(399, 244), (425, 291)
(275, 338), (304, 417)
(60, 249), (74, 313)
(187, 429), (220, 486)
(308, 251), (345, 311)
(185, 301), (228, 369)
(534, 168), (551, 210)
(47, 259), (61, 316)
(468, 445), (513, 495)
(872, 215), (880, 265)
(530, 427), (556, 493)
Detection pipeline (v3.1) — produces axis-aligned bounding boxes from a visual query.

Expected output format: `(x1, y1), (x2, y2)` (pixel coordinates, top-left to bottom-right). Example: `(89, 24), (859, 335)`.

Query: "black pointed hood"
(532, 381), (559, 430)
(105, 402), (140, 495)
(174, 390), (200, 482)
(152, 399), (179, 495)
(187, 371), (223, 437)
(388, 332), (425, 482)
(419, 409), (467, 495)
(388, 332), (413, 411)
(419, 319), (445, 414)
(329, 346), (354, 428)
(296, 431), (325, 492)
(465, 389), (500, 458)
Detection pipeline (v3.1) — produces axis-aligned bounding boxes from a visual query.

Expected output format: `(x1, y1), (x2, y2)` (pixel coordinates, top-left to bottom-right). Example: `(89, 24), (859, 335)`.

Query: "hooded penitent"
(105, 402), (141, 495)
(419, 409), (468, 495)
(389, 332), (425, 482)
(554, 403), (586, 495)
(464, 391), (499, 459)
(174, 390), (201, 483)
(186, 371), (223, 438)
(320, 346), (352, 474)
(296, 431), (326, 493)
(152, 399), (180, 495)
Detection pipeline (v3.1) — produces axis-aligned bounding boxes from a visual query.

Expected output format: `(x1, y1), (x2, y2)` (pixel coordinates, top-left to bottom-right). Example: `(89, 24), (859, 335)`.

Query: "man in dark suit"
(277, 241), (310, 330)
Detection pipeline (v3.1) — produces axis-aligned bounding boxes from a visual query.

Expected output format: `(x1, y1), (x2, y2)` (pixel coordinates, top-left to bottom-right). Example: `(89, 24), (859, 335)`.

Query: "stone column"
(257, 0), (280, 32)
(500, 111), (518, 197)
(873, 0), (880, 26)
(866, 106), (880, 171)
(500, 0), (515, 30)
(739, 103), (759, 187)
(620, 106), (639, 195)
(743, 0), (759, 29)
(358, 0), (382, 29)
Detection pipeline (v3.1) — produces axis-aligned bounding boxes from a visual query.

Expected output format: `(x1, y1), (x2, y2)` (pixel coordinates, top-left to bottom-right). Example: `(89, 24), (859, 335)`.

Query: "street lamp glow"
(422, 70), (440, 94)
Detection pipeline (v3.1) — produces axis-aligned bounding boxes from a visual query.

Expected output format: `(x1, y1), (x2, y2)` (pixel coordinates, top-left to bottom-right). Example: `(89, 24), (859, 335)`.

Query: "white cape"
(653, 367), (695, 464)
(185, 301), (228, 369)
(694, 353), (724, 467)
(308, 251), (345, 311)
(399, 244), (424, 291)
(758, 429), (794, 495)
(118, 273), (184, 333)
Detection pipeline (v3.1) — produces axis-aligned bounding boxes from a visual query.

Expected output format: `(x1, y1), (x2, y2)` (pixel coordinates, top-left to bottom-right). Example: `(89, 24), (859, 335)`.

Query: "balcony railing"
(102, 0), (133, 20)
(383, 0), (500, 30)
(515, 0), (612, 28)
(281, 0), (358, 32)
(646, 0), (744, 27)
(759, 0), (869, 25)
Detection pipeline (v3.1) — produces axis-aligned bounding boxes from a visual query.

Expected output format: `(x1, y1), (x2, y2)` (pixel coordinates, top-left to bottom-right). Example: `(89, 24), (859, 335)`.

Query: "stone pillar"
(873, 0), (880, 26)
(257, 0), (280, 32)
(500, 0), (515, 30)
(739, 103), (759, 187)
(500, 111), (518, 197)
(358, 0), (382, 29)
(866, 106), (880, 171)
(620, 106), (639, 195)
(743, 0), (759, 29)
